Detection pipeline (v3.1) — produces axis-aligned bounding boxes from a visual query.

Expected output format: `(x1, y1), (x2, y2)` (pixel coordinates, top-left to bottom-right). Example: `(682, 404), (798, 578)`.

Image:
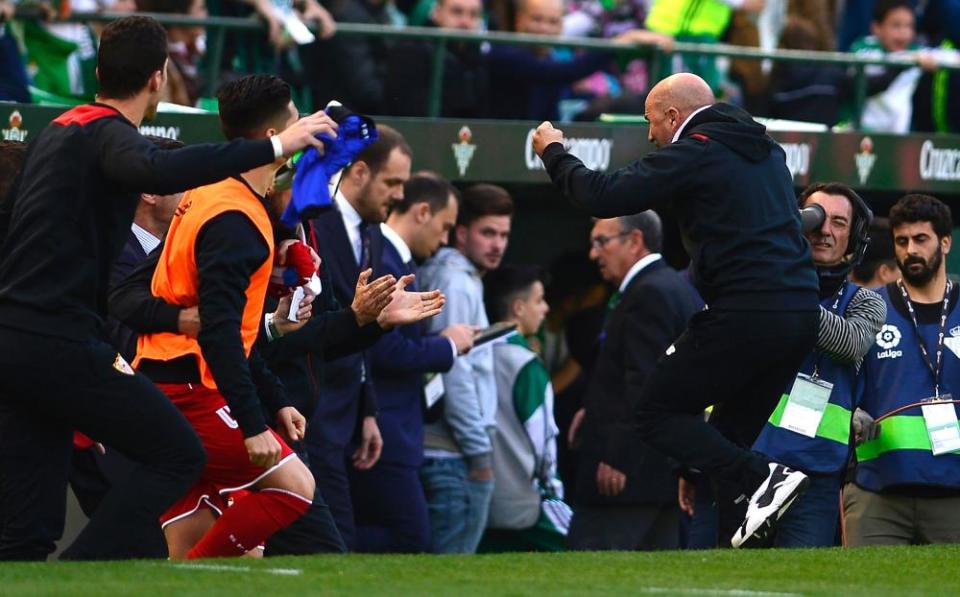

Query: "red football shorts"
(156, 383), (296, 529)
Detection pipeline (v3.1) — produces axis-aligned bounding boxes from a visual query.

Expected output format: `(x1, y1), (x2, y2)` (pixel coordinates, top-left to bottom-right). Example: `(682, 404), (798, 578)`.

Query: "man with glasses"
(566, 212), (701, 550)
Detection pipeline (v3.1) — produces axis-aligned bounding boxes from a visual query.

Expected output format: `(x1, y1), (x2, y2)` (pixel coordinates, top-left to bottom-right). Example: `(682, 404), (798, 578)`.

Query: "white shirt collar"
(381, 222), (413, 264)
(337, 191), (362, 230)
(619, 253), (662, 293)
(671, 104), (712, 144)
(131, 222), (161, 255)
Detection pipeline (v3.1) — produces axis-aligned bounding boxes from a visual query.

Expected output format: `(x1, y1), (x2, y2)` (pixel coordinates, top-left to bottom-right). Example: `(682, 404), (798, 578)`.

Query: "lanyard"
(811, 281), (848, 379)
(897, 279), (953, 398)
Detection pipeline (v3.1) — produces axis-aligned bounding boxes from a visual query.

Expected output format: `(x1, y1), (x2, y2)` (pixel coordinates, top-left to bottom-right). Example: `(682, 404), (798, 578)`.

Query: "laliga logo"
(855, 136), (877, 185)
(2, 110), (28, 142)
(452, 126), (477, 177)
(876, 324), (903, 359)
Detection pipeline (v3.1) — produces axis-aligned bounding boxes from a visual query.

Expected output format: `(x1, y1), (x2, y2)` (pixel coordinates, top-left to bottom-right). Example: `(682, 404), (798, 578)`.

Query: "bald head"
(648, 73), (715, 114)
(644, 73), (716, 148)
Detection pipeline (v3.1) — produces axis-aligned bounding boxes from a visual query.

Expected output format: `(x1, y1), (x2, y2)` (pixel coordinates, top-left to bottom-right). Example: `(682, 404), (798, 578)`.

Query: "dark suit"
(104, 230), (149, 361)
(258, 227), (384, 556)
(568, 258), (701, 551)
(304, 206), (385, 550)
(350, 234), (455, 553)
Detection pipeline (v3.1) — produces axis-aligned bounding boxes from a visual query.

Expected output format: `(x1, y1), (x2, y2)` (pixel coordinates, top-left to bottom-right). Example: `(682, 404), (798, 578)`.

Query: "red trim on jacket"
(52, 104), (122, 127)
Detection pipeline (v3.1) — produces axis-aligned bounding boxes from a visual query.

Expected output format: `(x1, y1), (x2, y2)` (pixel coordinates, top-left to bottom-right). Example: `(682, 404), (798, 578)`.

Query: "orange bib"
(134, 177), (274, 389)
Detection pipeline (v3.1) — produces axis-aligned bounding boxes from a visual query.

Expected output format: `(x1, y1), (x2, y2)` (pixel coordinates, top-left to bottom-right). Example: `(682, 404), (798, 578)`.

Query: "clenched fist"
(532, 121), (566, 157)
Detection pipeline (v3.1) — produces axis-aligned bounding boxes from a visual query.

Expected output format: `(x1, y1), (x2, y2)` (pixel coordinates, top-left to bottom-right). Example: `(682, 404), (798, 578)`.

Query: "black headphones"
(799, 186), (874, 279)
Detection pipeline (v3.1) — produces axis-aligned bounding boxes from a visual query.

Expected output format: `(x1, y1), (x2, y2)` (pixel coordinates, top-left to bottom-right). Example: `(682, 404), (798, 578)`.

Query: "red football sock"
(186, 489), (311, 559)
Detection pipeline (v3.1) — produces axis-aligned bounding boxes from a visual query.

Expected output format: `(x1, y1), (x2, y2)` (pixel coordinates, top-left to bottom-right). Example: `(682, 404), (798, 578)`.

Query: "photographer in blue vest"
(845, 193), (960, 546)
(751, 182), (886, 548)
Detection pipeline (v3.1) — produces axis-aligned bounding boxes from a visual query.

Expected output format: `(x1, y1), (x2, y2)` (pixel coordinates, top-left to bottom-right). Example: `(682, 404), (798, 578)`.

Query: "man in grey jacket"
(417, 184), (514, 553)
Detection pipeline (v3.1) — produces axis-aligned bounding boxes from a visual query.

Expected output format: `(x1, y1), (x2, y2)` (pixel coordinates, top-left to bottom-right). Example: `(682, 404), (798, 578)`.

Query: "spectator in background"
(768, 16), (846, 125)
(353, 174), (475, 553)
(560, 0), (670, 119)
(481, 264), (571, 552)
(846, 0), (939, 133)
(307, 0), (391, 114)
(0, 2), (31, 103)
(644, 0), (765, 93)
(489, 0), (669, 121)
(850, 220), (899, 289)
(418, 184), (513, 554)
(911, 0), (960, 133)
(384, 0), (490, 117)
(567, 212), (701, 551)
(138, 0), (209, 107)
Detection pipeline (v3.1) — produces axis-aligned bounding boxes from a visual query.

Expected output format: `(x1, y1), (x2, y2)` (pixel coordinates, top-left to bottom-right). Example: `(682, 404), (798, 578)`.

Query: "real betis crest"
(855, 136), (877, 185)
(452, 126), (476, 177)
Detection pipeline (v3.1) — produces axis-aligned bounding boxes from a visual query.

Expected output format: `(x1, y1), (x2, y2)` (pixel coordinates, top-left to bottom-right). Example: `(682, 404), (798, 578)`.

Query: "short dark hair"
(456, 184), (514, 228)
(144, 135), (185, 151)
(394, 174), (458, 215)
(889, 194), (953, 239)
(217, 75), (292, 141)
(348, 124), (412, 175)
(97, 16), (168, 100)
(483, 264), (545, 322)
(852, 220), (895, 281)
(0, 141), (27, 206)
(798, 182), (859, 212)
(618, 211), (662, 253)
(873, 0), (913, 23)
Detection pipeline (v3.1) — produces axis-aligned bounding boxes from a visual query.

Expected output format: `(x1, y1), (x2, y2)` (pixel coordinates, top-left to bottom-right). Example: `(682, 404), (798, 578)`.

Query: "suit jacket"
(104, 229), (149, 361)
(304, 207), (385, 452)
(369, 238), (455, 468)
(576, 259), (702, 505)
(257, 238), (383, 422)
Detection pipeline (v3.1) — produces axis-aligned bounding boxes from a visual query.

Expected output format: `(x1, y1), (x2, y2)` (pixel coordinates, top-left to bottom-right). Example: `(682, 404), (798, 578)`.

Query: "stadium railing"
(58, 11), (960, 128)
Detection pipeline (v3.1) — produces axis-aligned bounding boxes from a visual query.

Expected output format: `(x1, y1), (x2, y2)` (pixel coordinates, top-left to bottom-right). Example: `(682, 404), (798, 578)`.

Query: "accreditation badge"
(921, 395), (960, 456)
(780, 373), (833, 438)
(423, 373), (445, 410)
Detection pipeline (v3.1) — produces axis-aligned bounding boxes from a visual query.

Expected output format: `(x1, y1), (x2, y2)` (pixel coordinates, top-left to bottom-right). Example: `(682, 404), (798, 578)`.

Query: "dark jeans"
(635, 309), (819, 541)
(350, 461), (431, 553)
(773, 472), (842, 548)
(0, 328), (204, 560)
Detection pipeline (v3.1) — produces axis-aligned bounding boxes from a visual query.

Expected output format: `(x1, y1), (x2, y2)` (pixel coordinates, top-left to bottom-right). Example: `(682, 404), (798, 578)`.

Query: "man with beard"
(844, 193), (960, 546)
(0, 16), (335, 561)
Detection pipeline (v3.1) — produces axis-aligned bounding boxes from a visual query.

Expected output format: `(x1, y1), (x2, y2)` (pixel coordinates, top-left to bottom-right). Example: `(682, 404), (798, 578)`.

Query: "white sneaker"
(730, 463), (809, 549)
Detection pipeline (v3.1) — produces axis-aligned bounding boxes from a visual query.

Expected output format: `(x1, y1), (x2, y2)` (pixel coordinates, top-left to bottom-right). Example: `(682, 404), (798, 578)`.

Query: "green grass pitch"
(1, 546), (956, 596)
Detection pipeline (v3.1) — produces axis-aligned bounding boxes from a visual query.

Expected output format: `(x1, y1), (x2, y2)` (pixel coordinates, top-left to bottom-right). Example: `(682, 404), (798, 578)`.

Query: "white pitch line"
(167, 563), (303, 576)
(640, 587), (801, 597)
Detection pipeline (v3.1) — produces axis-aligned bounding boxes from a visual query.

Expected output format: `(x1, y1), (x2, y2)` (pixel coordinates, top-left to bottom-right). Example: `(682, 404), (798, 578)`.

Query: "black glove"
(852, 408), (880, 445)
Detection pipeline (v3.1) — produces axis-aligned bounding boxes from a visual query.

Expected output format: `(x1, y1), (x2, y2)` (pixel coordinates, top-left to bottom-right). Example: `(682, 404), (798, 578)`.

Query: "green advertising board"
(4, 103), (960, 196)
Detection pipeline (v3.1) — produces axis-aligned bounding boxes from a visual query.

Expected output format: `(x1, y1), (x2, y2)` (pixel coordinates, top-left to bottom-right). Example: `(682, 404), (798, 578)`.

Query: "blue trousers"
(350, 461), (430, 553)
(772, 471), (842, 548)
(420, 458), (493, 554)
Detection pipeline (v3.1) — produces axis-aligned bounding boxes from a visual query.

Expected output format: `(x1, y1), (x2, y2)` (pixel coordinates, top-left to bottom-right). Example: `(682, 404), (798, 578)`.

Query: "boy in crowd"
(480, 264), (570, 552)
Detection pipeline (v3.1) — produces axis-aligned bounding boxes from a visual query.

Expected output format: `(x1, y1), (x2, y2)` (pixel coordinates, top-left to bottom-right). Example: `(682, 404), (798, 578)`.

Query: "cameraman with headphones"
(746, 182), (885, 548)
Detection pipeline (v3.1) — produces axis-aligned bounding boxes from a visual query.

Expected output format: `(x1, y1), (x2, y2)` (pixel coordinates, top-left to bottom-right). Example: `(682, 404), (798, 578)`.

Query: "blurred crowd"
(2, 0), (960, 132)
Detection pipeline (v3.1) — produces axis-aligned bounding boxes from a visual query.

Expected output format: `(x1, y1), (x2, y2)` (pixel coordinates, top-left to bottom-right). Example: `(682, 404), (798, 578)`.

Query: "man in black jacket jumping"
(0, 16), (336, 561)
(533, 72), (820, 548)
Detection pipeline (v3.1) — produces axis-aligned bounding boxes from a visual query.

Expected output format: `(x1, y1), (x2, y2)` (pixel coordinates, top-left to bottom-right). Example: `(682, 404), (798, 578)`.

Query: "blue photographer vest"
(855, 283), (960, 491)
(754, 282), (860, 474)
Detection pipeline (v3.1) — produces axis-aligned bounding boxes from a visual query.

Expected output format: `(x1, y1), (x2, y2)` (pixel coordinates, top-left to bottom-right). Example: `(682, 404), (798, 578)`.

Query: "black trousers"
(0, 328), (205, 560)
(265, 444), (347, 555)
(635, 309), (819, 539)
(567, 504), (679, 551)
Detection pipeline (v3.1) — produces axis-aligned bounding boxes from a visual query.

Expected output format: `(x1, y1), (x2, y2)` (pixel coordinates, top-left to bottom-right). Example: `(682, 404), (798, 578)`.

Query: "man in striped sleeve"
(747, 182), (885, 548)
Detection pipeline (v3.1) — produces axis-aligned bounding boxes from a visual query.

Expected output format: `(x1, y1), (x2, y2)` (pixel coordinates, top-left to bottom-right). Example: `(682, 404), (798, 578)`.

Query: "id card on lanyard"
(781, 373), (834, 438)
(780, 282), (845, 438)
(898, 280), (960, 456)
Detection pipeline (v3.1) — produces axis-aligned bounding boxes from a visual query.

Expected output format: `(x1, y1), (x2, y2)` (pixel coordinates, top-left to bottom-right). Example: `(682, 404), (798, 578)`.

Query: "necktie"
(606, 290), (622, 313)
(358, 222), (371, 270)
